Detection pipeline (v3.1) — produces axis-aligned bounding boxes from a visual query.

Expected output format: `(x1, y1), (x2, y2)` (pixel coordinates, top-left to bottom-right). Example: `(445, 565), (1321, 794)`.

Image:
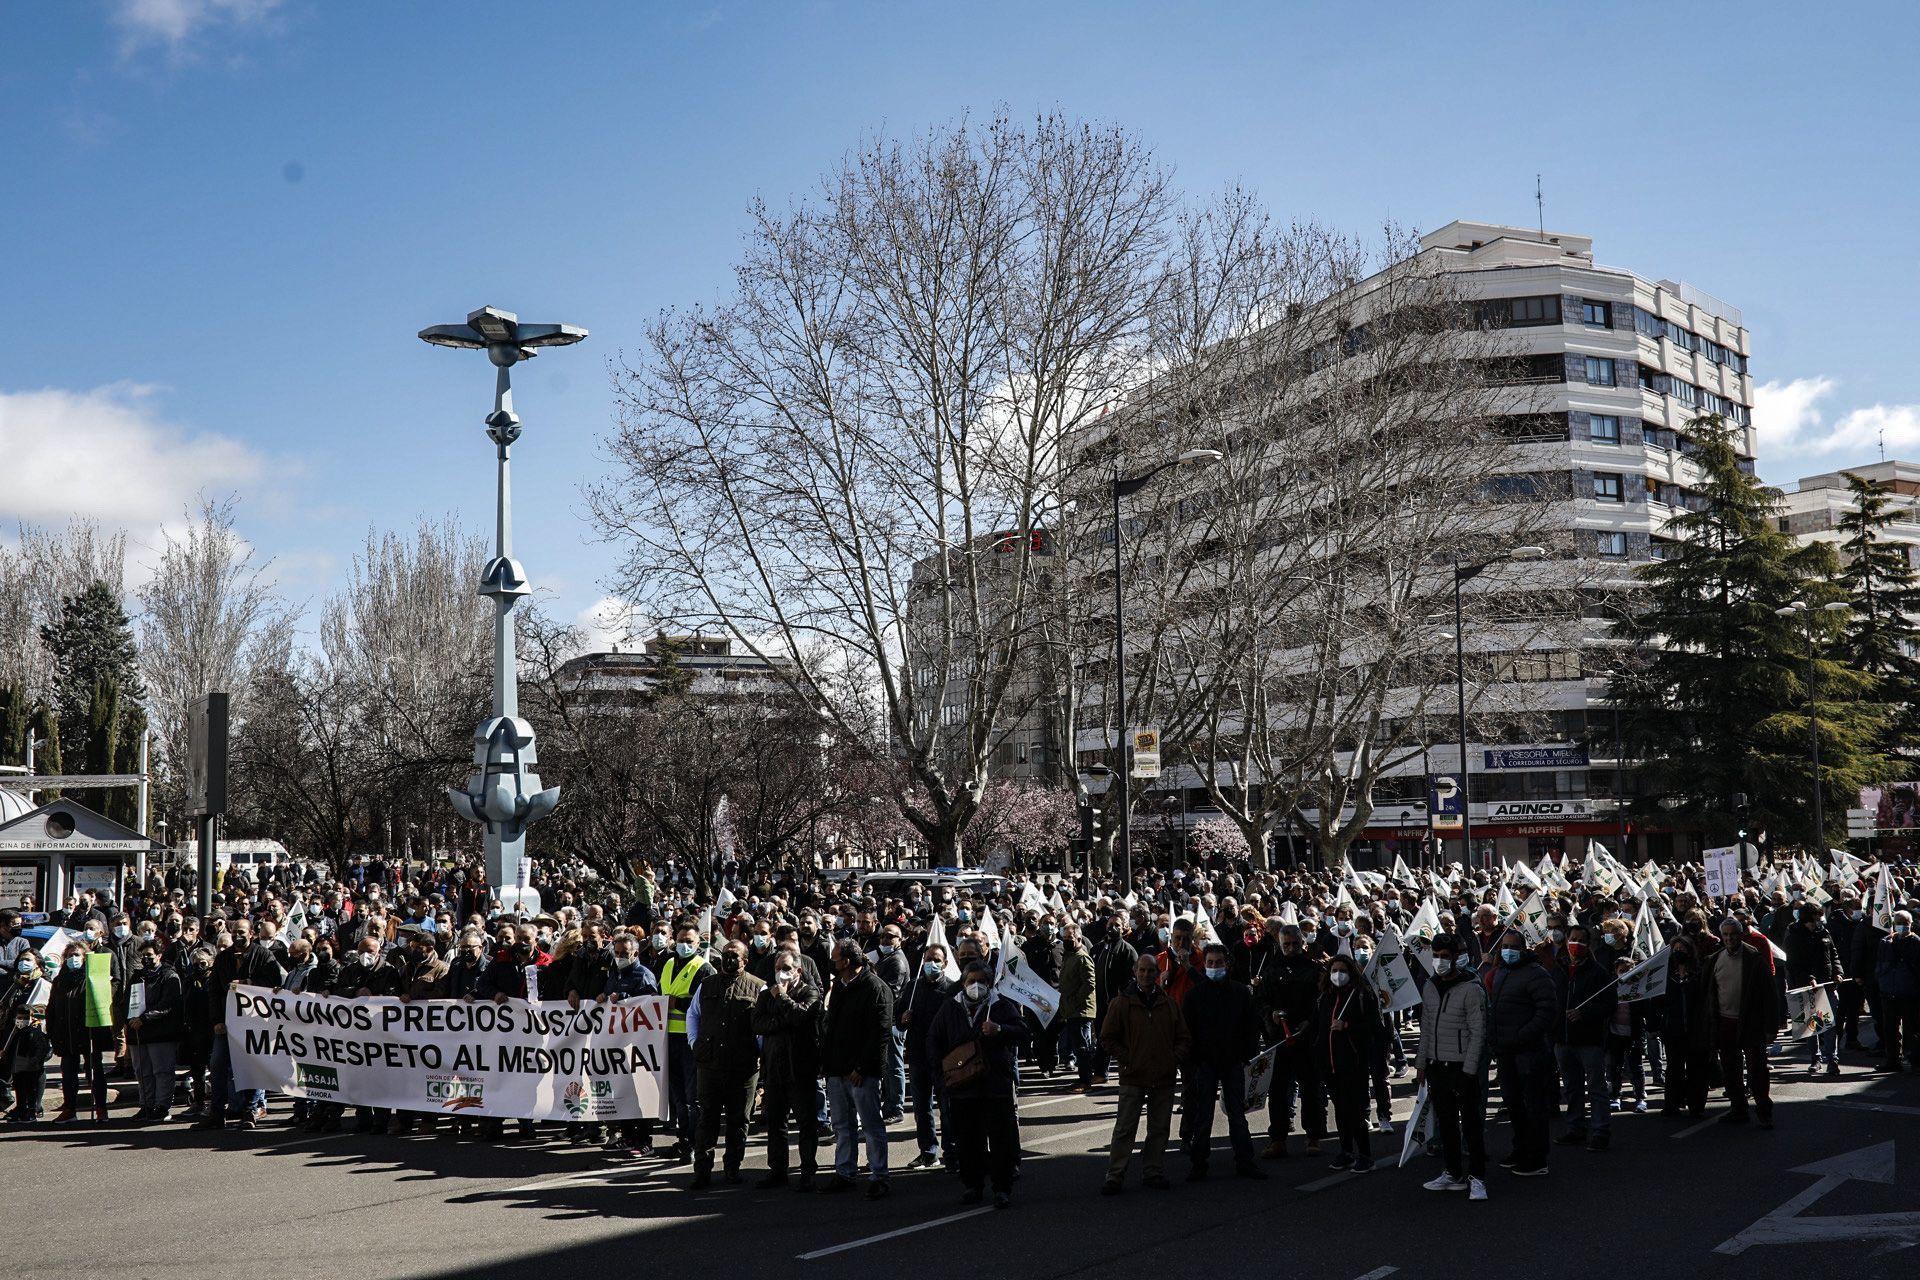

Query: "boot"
(52, 1107), (77, 1125)
(1260, 1136), (1288, 1160)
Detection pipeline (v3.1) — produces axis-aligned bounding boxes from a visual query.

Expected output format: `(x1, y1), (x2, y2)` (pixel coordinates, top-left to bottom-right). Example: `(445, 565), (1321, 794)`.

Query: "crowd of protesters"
(1, 842), (1916, 1211)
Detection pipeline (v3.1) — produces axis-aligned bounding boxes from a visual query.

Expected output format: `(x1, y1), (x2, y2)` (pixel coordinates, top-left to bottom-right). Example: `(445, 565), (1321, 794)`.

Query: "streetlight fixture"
(420, 306), (585, 915)
(1447, 544), (1546, 868)
(1109, 447), (1223, 895)
(1774, 599), (1853, 848)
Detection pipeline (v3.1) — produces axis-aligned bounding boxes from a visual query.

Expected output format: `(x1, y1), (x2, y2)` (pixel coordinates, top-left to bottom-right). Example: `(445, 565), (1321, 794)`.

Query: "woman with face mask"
(925, 960), (1030, 1208)
(899, 944), (958, 1171)
(752, 950), (824, 1188)
(45, 940), (111, 1125)
(1317, 954), (1380, 1172)
(1416, 938), (1489, 1199)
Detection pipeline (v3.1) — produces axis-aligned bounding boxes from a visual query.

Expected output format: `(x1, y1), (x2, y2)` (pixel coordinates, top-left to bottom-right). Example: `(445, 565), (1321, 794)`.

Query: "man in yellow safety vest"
(659, 921), (708, 1161)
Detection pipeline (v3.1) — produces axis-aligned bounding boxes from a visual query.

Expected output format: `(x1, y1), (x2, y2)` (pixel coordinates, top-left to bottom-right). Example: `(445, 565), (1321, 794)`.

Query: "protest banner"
(1611, 945), (1670, 1003)
(226, 984), (667, 1123)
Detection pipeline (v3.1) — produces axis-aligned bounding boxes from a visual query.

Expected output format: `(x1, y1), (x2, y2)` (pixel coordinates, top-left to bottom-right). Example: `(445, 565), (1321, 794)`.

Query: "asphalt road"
(2, 1048), (1916, 1280)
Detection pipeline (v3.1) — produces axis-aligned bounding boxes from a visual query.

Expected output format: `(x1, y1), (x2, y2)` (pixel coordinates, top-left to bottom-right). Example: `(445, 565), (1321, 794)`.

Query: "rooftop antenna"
(1535, 174), (1545, 240)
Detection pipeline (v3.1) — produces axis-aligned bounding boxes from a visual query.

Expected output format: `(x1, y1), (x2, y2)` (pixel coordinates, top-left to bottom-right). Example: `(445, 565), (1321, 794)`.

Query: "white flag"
(1785, 983), (1835, 1041)
(923, 916), (962, 981)
(1631, 897), (1664, 961)
(978, 907), (1003, 955)
(1613, 945), (1670, 1002)
(994, 948), (1061, 1027)
(1365, 925), (1424, 1013)
(1871, 863), (1898, 931)
(1191, 909), (1222, 947)
(1019, 881), (1047, 914)
(1495, 881), (1516, 917)
(1391, 854), (1414, 885)
(1278, 901), (1299, 926)
(1510, 859), (1543, 891)
(1513, 891), (1549, 946)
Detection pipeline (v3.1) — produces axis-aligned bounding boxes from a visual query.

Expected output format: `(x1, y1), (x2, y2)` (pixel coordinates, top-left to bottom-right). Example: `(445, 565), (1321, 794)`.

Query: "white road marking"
(796, 1206), (996, 1260)
(1352, 1268), (1400, 1280)
(1296, 1171), (1354, 1191)
(1715, 1142), (1917, 1254)
(1024, 1118), (1116, 1151)
(499, 1165), (657, 1195)
(1819, 1099), (1920, 1117)
(1672, 1110), (1722, 1139)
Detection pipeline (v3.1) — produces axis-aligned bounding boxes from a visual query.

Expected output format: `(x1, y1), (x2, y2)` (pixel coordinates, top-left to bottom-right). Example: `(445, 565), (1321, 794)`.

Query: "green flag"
(84, 951), (114, 1028)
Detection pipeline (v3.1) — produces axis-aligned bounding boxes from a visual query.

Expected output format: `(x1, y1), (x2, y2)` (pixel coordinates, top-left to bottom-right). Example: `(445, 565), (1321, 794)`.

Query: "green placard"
(84, 951), (114, 1027)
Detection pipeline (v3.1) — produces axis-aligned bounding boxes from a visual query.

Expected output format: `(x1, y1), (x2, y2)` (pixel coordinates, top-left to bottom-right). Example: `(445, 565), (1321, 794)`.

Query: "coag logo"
(427, 1077), (486, 1111)
(294, 1063), (339, 1093)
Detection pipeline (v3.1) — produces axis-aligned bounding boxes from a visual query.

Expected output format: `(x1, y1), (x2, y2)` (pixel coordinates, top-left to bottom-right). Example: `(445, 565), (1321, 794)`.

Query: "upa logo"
(294, 1063), (339, 1094)
(426, 1075), (486, 1112)
(562, 1078), (612, 1119)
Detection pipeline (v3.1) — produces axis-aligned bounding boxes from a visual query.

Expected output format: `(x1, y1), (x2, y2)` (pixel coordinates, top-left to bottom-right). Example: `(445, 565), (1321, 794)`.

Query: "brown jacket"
(1099, 984), (1190, 1088)
(401, 954), (451, 1001)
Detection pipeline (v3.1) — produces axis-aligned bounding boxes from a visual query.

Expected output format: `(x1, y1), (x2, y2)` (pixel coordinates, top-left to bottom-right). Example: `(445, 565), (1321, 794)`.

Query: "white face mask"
(1330, 971), (1352, 988)
(964, 981), (988, 1001)
(1432, 958), (1454, 976)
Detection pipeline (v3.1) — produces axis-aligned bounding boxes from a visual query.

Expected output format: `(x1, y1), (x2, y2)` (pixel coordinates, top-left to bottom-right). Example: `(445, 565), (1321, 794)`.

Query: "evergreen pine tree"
(40, 579), (145, 808)
(1833, 472), (1920, 753)
(1611, 415), (1887, 850)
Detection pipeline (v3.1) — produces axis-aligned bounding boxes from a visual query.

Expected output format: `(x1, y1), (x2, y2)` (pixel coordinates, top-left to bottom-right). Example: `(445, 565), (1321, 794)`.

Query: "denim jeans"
(908, 1054), (947, 1157)
(207, 1036), (262, 1119)
(1809, 1022), (1839, 1065)
(1057, 1017), (1093, 1083)
(882, 1027), (907, 1118)
(826, 1074), (889, 1182)
(1555, 1042), (1610, 1136)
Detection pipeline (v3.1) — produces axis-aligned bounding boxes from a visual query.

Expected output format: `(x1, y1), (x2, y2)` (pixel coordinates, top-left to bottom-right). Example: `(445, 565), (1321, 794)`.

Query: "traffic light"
(1732, 792), (1750, 841)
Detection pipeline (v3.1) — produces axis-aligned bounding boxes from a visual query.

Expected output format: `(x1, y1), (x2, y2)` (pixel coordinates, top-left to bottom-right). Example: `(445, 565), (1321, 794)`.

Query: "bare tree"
(137, 496), (290, 828)
(591, 112), (1176, 865)
(0, 519), (129, 702)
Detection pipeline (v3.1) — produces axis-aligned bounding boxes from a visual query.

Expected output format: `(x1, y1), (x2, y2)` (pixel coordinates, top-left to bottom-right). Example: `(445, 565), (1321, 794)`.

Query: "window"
(1585, 356), (1616, 386)
(1597, 531), (1628, 558)
(1581, 300), (1611, 327)
(1507, 295), (1562, 326)
(1593, 472), (1624, 502)
(1589, 414), (1621, 444)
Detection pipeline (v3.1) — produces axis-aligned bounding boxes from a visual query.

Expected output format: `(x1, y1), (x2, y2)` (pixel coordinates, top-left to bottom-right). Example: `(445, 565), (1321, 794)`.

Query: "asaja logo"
(294, 1063), (339, 1093)
(426, 1076), (486, 1112)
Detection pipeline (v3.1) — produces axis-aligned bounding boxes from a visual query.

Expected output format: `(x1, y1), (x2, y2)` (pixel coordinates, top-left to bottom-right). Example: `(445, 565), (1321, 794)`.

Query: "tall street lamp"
(420, 306), (586, 915)
(1774, 599), (1852, 848)
(1440, 545), (1546, 868)
(1110, 447), (1223, 896)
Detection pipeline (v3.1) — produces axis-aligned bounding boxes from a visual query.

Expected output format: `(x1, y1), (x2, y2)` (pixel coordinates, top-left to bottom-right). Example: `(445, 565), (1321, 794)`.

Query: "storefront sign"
(1484, 745), (1589, 770)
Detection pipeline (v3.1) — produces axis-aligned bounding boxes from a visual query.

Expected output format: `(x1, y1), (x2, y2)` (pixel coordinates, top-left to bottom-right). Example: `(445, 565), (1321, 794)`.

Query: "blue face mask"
(1500, 948), (1523, 965)
(1205, 966), (1227, 981)
(921, 961), (942, 979)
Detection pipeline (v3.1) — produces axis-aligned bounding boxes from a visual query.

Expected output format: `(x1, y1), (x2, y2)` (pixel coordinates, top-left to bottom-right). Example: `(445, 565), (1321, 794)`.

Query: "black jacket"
(692, 967), (766, 1076)
(129, 961), (184, 1044)
(925, 992), (1030, 1100)
(752, 980), (824, 1085)
(900, 971), (958, 1067)
(332, 956), (402, 998)
(1181, 975), (1260, 1069)
(1785, 922), (1843, 988)
(1486, 952), (1557, 1057)
(1551, 954), (1616, 1047)
(1315, 982), (1377, 1076)
(1253, 950), (1322, 1047)
(819, 965), (893, 1078)
(1093, 936), (1139, 1016)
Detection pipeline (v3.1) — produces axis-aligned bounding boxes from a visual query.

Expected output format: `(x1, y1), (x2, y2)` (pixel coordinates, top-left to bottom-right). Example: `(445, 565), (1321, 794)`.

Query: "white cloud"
(0, 383), (268, 532)
(575, 595), (651, 653)
(1754, 375), (1920, 462)
(1753, 376), (1835, 449)
(111, 0), (280, 50)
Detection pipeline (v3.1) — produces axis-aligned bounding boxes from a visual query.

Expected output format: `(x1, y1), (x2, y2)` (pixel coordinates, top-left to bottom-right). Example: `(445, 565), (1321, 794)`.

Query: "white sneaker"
(1374, 1116), (1395, 1135)
(1468, 1176), (1488, 1201)
(1422, 1172), (1467, 1192)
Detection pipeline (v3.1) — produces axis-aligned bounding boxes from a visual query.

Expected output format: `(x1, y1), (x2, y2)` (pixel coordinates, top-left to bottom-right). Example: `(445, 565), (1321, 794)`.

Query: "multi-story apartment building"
(555, 633), (796, 701)
(1779, 459), (1920, 555)
(1059, 220), (1758, 866)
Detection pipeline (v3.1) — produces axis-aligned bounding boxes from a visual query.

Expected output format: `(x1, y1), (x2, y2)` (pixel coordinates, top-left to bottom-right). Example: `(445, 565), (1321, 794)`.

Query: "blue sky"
(4, 0), (1916, 639)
